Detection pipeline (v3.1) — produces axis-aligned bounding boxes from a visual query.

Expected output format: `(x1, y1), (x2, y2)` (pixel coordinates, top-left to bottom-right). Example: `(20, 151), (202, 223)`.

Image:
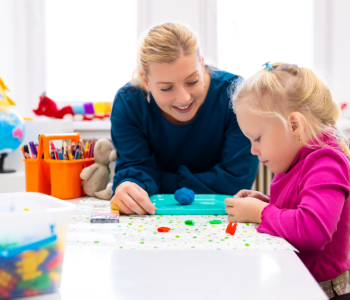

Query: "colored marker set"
(23, 133), (95, 199)
(21, 141), (39, 159)
(49, 138), (96, 161)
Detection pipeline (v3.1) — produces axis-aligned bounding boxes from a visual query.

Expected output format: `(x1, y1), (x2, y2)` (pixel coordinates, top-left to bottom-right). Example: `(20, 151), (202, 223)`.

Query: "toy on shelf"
(0, 77), (15, 107)
(33, 93), (112, 121)
(0, 77), (25, 173)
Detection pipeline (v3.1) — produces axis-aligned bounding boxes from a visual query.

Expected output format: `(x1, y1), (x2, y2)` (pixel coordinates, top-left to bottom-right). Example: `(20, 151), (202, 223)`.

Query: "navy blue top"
(110, 69), (259, 196)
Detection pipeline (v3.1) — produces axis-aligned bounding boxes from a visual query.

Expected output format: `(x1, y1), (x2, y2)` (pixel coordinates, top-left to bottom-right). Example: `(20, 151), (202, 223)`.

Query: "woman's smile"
(172, 100), (194, 114)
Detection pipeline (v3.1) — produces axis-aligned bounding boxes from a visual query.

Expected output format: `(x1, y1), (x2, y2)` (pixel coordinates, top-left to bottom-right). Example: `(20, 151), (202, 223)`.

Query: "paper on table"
(66, 198), (297, 251)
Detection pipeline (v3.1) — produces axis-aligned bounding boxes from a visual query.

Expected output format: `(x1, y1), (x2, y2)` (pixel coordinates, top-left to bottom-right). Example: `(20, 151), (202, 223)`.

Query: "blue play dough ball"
(174, 188), (195, 205)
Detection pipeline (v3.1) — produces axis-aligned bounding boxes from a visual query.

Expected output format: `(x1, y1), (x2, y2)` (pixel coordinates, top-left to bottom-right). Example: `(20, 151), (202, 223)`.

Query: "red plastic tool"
(157, 227), (171, 232)
(226, 222), (237, 235)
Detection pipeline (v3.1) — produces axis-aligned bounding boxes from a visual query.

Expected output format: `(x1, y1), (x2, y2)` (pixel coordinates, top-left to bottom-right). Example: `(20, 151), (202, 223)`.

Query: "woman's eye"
(254, 137), (261, 142)
(188, 80), (198, 86)
(161, 87), (172, 92)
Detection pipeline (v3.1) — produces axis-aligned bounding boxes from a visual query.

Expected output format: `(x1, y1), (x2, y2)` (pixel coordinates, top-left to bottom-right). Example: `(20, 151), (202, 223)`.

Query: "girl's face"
(141, 54), (209, 125)
(236, 107), (304, 174)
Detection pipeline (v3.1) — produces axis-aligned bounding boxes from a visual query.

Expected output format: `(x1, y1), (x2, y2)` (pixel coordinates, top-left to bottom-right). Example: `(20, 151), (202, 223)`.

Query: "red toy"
(157, 227), (171, 232)
(33, 93), (112, 121)
(226, 222), (237, 235)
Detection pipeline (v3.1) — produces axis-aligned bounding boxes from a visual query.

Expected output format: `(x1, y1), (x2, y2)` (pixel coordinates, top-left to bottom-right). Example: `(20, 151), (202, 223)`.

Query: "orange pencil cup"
(24, 133), (95, 199)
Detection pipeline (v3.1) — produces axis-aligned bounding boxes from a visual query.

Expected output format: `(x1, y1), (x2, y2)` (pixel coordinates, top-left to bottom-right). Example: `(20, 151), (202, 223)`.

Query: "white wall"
(0, 0), (46, 118)
(1, 0), (350, 116)
(314, 0), (350, 107)
(137, 0), (217, 66)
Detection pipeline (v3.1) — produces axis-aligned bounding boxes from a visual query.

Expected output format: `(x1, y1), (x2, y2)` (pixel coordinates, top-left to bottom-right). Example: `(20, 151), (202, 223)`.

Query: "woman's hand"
(225, 196), (268, 223)
(110, 181), (156, 215)
(235, 189), (270, 203)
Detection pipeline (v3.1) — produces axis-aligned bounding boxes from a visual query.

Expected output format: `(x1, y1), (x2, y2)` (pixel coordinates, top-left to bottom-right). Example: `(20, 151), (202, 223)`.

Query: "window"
(46, 0), (137, 102)
(217, 0), (314, 79)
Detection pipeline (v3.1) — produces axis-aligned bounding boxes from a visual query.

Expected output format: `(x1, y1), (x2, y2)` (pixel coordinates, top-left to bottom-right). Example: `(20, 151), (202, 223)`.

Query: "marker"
(62, 141), (68, 160)
(29, 141), (37, 159)
(91, 139), (96, 157)
(74, 147), (80, 160)
(50, 140), (59, 160)
(23, 145), (31, 159)
(87, 141), (93, 158)
(50, 149), (56, 159)
(79, 140), (85, 158)
(74, 144), (80, 159)
(89, 139), (96, 158)
(58, 149), (63, 160)
(21, 146), (26, 159)
(71, 142), (76, 156)
(84, 141), (89, 153)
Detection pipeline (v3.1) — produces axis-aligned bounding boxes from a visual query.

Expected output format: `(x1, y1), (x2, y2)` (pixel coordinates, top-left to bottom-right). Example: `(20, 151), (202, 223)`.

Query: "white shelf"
(72, 120), (111, 131)
(72, 120), (111, 140)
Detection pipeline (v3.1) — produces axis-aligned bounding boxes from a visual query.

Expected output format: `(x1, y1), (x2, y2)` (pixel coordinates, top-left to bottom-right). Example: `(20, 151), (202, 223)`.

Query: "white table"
(17, 198), (327, 300)
(21, 247), (327, 300)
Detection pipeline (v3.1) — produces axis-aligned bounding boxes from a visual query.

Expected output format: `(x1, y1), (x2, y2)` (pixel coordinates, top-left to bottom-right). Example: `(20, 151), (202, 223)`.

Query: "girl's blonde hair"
(232, 62), (350, 161)
(133, 23), (205, 90)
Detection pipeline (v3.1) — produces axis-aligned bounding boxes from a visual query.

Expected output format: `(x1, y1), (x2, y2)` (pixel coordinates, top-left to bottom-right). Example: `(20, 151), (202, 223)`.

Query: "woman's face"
(142, 54), (208, 124)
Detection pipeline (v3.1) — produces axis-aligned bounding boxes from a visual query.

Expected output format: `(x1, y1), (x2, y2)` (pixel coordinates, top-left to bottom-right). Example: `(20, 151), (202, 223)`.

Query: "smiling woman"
(110, 23), (259, 215)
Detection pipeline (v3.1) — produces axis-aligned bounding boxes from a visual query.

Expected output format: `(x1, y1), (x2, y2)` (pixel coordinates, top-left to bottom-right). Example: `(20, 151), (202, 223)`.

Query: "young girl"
(225, 62), (350, 298)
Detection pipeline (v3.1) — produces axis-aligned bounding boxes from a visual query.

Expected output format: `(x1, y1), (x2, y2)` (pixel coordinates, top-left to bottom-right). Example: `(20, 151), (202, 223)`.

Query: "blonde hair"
(133, 23), (205, 90)
(232, 62), (350, 161)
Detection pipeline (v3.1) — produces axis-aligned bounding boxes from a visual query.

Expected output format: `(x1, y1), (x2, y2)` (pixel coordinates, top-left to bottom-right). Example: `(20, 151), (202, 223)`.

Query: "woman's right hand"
(234, 189), (270, 203)
(110, 181), (156, 215)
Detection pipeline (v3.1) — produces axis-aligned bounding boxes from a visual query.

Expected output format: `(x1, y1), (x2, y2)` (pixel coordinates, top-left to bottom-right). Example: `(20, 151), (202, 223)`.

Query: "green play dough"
(185, 220), (195, 225)
(209, 220), (222, 224)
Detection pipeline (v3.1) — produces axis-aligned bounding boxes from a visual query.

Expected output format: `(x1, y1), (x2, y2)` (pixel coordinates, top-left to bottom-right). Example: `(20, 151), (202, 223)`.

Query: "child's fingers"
(224, 197), (234, 205)
(235, 189), (250, 198)
(225, 205), (235, 215)
(224, 197), (239, 206)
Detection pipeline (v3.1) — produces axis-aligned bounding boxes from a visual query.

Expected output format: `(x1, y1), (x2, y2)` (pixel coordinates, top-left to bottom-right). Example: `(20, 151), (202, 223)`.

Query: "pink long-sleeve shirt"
(257, 132), (350, 282)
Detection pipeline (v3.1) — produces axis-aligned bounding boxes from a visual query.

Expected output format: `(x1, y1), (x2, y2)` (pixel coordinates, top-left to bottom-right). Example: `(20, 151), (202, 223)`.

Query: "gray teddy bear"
(80, 139), (117, 199)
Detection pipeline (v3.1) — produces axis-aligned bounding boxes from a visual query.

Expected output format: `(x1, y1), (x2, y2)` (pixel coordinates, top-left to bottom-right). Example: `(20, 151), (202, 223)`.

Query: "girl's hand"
(110, 181), (156, 215)
(235, 189), (270, 203)
(225, 196), (268, 223)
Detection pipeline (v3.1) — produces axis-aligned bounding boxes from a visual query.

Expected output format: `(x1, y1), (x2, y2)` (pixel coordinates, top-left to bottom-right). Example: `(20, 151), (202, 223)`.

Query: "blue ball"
(174, 188), (195, 205)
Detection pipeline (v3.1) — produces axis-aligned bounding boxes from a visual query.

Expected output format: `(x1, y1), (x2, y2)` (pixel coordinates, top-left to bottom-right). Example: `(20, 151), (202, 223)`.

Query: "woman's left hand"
(224, 196), (268, 223)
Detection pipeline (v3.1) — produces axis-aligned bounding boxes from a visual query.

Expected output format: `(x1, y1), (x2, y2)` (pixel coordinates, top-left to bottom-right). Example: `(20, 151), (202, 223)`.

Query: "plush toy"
(80, 139), (117, 199)
(33, 93), (112, 121)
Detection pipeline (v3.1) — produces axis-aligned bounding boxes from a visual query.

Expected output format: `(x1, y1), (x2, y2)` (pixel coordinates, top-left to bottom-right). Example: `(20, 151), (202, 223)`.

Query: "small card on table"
(90, 205), (120, 223)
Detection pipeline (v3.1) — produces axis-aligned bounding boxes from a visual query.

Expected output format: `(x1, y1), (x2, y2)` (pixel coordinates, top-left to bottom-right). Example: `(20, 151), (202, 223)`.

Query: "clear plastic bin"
(0, 192), (76, 299)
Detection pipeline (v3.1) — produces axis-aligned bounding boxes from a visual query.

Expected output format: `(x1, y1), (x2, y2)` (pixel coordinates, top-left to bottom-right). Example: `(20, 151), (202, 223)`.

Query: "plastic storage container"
(24, 133), (94, 199)
(0, 192), (76, 299)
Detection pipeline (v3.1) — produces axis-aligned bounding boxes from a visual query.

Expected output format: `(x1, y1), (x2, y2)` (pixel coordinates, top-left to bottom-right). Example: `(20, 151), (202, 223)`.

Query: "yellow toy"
(0, 77), (15, 107)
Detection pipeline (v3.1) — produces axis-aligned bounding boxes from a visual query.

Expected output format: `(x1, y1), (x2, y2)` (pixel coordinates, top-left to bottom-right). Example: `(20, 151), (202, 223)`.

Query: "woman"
(110, 23), (259, 215)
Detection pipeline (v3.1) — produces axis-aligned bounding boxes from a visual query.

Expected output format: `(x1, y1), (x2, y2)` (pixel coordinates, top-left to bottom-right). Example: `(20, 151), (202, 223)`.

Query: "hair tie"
(262, 62), (274, 71)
